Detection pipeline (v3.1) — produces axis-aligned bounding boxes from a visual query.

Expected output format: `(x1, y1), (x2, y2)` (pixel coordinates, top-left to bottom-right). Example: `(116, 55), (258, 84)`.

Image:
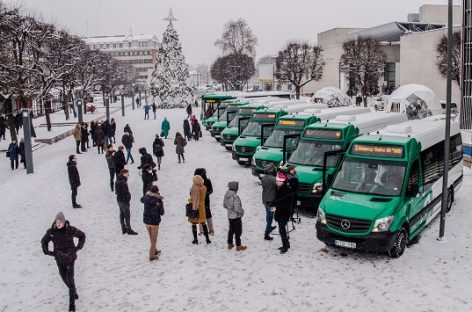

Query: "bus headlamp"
(256, 146), (261, 151)
(312, 182), (323, 193)
(251, 157), (256, 166)
(232, 144), (236, 151)
(372, 216), (394, 232)
(317, 208), (327, 224)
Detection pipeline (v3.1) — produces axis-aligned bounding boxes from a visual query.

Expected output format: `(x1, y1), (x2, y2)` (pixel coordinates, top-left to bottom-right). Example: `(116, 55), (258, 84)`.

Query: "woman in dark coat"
(140, 185), (164, 261)
(80, 123), (89, 152)
(192, 121), (201, 141)
(152, 134), (165, 170)
(183, 119), (192, 141)
(141, 164), (157, 195)
(109, 118), (117, 144)
(272, 173), (293, 254)
(114, 145), (126, 173)
(195, 168), (214, 236)
(19, 138), (26, 169)
(174, 132), (186, 163)
(7, 139), (19, 170)
(94, 123), (106, 154)
(89, 121), (96, 146)
(124, 124), (133, 135)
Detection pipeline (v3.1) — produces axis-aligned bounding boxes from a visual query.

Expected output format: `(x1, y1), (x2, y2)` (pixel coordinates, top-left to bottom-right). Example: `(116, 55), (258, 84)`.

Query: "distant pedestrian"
(83, 123), (90, 148)
(67, 155), (82, 208)
(193, 120), (201, 141)
(272, 173), (293, 254)
(223, 181), (246, 251)
(41, 212), (85, 312)
(94, 122), (106, 154)
(80, 123), (88, 152)
(144, 103), (150, 120)
(102, 120), (110, 144)
(141, 164), (157, 195)
(188, 175), (210, 244)
(194, 100), (198, 108)
(152, 102), (157, 119)
(195, 168), (214, 236)
(121, 132), (135, 164)
(114, 145), (126, 173)
(186, 103), (192, 118)
(0, 115), (7, 141)
(261, 163), (277, 241)
(105, 145), (116, 192)
(7, 139), (19, 170)
(183, 119), (192, 141)
(115, 169), (138, 235)
(141, 185), (164, 261)
(137, 147), (156, 170)
(152, 134), (165, 170)
(161, 117), (170, 139)
(14, 112), (22, 134)
(90, 121), (97, 146)
(109, 118), (117, 144)
(135, 97), (141, 108)
(72, 123), (82, 154)
(174, 132), (186, 163)
(19, 137), (26, 169)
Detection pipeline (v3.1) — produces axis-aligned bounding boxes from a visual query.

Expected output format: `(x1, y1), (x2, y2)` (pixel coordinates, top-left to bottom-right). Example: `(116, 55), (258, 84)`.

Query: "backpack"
(182, 138), (187, 147)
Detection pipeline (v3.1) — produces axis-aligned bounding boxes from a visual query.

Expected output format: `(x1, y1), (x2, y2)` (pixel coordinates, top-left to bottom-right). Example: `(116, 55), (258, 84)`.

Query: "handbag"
(6, 151), (10, 158)
(185, 203), (199, 218)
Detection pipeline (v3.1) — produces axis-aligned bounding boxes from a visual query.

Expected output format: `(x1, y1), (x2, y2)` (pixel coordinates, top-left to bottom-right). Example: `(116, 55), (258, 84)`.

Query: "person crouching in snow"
(41, 212), (85, 312)
(141, 185), (164, 261)
(223, 181), (247, 251)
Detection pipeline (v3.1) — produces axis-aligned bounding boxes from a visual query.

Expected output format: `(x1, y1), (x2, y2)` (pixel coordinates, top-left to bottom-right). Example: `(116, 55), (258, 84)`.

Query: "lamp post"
(105, 93), (110, 122)
(22, 108), (34, 174)
(77, 99), (83, 124)
(121, 92), (125, 116)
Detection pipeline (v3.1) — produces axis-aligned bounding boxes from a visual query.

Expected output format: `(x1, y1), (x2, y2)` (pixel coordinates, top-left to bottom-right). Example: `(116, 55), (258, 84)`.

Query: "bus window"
(406, 160), (420, 196)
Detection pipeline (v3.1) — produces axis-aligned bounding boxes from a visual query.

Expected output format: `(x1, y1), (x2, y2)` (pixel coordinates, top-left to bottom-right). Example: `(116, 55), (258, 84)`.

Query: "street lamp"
(105, 93), (110, 121)
(120, 91), (125, 116)
(22, 108), (34, 174)
(76, 99), (83, 124)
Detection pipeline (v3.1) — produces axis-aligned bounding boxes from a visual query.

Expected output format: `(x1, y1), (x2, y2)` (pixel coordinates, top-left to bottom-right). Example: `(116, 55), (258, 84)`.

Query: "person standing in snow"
(152, 134), (165, 170)
(261, 163), (277, 241)
(183, 119), (192, 141)
(19, 138), (26, 169)
(121, 132), (135, 164)
(72, 123), (82, 154)
(80, 123), (88, 152)
(67, 155), (82, 209)
(223, 181), (247, 251)
(195, 168), (214, 236)
(135, 97), (140, 108)
(186, 103), (192, 118)
(137, 147), (156, 170)
(105, 145), (116, 192)
(141, 164), (157, 195)
(188, 175), (210, 244)
(192, 120), (201, 141)
(114, 145), (126, 174)
(94, 122), (106, 154)
(109, 118), (117, 144)
(89, 121), (96, 147)
(7, 139), (20, 170)
(152, 102), (157, 119)
(141, 185), (164, 261)
(144, 103), (150, 120)
(41, 212), (85, 312)
(285, 165), (299, 220)
(174, 132), (186, 163)
(272, 172), (293, 254)
(123, 124), (133, 136)
(161, 117), (170, 139)
(115, 169), (138, 235)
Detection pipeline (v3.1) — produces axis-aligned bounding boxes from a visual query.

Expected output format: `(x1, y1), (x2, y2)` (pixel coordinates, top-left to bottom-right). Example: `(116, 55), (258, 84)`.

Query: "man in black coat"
(67, 155), (82, 208)
(114, 145), (126, 173)
(137, 147), (156, 170)
(105, 145), (116, 192)
(41, 212), (85, 312)
(121, 132), (134, 164)
(272, 173), (293, 254)
(115, 169), (138, 235)
(80, 123), (88, 152)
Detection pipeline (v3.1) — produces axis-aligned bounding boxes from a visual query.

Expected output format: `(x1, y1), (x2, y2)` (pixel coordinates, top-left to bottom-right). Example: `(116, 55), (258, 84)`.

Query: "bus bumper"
(297, 196), (322, 210)
(232, 152), (252, 165)
(251, 165), (265, 177)
(316, 223), (397, 253)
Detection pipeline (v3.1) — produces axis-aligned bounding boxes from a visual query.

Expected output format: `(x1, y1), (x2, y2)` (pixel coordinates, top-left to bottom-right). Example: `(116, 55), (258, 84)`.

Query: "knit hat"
(276, 173), (286, 182)
(55, 212), (65, 224)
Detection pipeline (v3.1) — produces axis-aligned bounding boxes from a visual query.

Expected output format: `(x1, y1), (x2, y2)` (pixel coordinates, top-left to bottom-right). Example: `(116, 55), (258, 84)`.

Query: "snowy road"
(1, 105), (471, 312)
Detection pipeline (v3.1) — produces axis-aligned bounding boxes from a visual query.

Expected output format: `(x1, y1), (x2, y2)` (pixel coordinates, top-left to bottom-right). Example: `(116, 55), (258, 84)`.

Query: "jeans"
(75, 140), (80, 153)
(144, 112), (149, 120)
(145, 224), (159, 259)
(57, 261), (77, 304)
(126, 148), (134, 163)
(278, 221), (290, 249)
(156, 156), (162, 169)
(80, 140), (86, 152)
(107, 136), (113, 146)
(117, 201), (131, 232)
(71, 186), (78, 206)
(178, 153), (185, 163)
(109, 168), (115, 191)
(264, 202), (274, 235)
(10, 158), (19, 170)
(227, 218), (242, 246)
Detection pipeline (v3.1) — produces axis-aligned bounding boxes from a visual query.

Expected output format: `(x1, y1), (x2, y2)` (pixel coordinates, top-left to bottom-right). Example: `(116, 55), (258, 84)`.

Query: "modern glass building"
(462, 0), (472, 129)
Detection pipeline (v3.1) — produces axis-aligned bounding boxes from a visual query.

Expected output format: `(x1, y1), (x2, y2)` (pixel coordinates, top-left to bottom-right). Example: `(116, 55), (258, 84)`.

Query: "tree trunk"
(45, 99), (52, 132)
(62, 83), (69, 120)
(295, 86), (301, 100)
(363, 96), (367, 107)
(5, 98), (18, 142)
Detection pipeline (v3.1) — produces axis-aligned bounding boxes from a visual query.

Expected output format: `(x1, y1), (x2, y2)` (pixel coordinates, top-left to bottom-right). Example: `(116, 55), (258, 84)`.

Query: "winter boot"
(264, 234), (273, 241)
(236, 245), (247, 251)
(202, 224), (211, 244)
(121, 224), (127, 235)
(192, 224), (198, 244)
(228, 243), (235, 250)
(69, 301), (76, 312)
(127, 229), (138, 235)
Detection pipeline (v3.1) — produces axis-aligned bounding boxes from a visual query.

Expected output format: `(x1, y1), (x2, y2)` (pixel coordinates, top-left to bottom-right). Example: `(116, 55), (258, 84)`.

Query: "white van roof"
(331, 112), (408, 135)
(282, 104), (324, 113)
(378, 116), (461, 151)
(301, 106), (371, 120)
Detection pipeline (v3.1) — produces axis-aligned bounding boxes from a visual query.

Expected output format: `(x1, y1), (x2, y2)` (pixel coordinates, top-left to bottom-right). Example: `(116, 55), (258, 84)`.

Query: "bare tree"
(437, 31), (461, 88)
(340, 37), (386, 106)
(211, 53), (255, 91)
(275, 42), (324, 99)
(215, 18), (257, 56)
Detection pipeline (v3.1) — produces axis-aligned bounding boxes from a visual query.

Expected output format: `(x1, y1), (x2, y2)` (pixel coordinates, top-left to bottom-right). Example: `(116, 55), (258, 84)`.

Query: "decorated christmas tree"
(151, 9), (194, 108)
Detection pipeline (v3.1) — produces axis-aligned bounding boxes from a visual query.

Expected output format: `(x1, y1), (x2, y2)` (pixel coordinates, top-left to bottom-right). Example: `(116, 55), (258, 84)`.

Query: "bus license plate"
(334, 240), (356, 249)
(297, 200), (301, 206)
(239, 157), (248, 162)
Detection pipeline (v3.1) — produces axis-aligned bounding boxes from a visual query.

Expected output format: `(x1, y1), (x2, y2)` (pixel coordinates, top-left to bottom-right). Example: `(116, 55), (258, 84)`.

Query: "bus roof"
(326, 112), (408, 135)
(201, 93), (235, 100)
(372, 115), (461, 151)
(301, 106), (371, 121)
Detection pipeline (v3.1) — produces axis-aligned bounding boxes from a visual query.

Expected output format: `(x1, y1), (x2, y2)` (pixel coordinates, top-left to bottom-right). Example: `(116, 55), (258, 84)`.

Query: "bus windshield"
(289, 140), (342, 167)
(218, 111), (236, 122)
(229, 115), (249, 128)
(332, 157), (406, 196)
(264, 129), (301, 148)
(241, 121), (273, 137)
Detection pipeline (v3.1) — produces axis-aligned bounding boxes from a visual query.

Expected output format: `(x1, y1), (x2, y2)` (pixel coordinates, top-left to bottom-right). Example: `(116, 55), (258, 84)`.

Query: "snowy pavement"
(1, 105), (471, 312)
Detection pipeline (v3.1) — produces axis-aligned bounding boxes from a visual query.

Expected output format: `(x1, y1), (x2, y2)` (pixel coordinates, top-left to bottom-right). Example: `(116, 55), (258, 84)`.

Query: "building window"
(119, 43), (123, 48)
(128, 42), (132, 48)
(106, 44), (109, 49)
(384, 62), (396, 88)
(100, 44), (103, 49)
(113, 43), (116, 48)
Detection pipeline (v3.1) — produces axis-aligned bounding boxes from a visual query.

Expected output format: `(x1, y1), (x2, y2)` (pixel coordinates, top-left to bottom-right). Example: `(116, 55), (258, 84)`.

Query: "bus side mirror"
(406, 184), (419, 197)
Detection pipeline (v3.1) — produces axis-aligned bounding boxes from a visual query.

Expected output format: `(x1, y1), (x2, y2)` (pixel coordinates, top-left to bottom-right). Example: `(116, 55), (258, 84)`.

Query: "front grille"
(255, 159), (277, 169)
(298, 182), (312, 193)
(235, 146), (256, 154)
(326, 214), (371, 233)
(223, 134), (237, 141)
(212, 127), (224, 134)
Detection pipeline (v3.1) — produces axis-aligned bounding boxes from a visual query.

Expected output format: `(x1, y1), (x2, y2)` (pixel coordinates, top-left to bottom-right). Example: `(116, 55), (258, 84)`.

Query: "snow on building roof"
(83, 34), (159, 44)
(349, 22), (444, 42)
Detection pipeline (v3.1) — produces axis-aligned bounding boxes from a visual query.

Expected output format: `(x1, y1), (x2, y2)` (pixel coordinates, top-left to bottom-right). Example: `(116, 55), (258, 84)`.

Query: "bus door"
(404, 159), (428, 235)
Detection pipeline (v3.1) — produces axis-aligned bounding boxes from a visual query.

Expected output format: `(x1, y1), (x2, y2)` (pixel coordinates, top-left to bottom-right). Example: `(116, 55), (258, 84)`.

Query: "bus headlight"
(232, 144), (236, 151)
(251, 157), (256, 166)
(312, 182), (323, 194)
(372, 216), (394, 232)
(256, 146), (261, 151)
(317, 208), (327, 224)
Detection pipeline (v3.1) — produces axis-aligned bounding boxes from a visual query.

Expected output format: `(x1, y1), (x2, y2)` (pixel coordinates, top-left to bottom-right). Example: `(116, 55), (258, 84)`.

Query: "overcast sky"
(10, 0), (453, 66)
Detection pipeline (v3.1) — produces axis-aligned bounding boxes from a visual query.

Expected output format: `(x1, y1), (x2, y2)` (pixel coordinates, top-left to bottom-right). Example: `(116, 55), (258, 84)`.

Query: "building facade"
(462, 0), (472, 129)
(83, 34), (160, 87)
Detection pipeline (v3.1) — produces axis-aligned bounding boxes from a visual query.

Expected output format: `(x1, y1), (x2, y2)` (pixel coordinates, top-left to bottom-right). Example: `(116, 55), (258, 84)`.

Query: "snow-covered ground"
(1, 105), (471, 312)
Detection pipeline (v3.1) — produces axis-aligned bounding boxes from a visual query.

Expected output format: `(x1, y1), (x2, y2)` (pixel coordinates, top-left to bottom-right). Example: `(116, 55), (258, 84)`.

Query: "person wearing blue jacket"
(7, 139), (19, 170)
(141, 185), (164, 261)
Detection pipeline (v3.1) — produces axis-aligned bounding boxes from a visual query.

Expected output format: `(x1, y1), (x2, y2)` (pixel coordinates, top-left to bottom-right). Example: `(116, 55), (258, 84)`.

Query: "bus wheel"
(388, 228), (407, 258)
(446, 189), (453, 213)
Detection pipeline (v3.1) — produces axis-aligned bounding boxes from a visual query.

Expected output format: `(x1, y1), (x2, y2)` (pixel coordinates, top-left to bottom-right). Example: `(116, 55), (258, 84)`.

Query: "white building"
(83, 34), (160, 87)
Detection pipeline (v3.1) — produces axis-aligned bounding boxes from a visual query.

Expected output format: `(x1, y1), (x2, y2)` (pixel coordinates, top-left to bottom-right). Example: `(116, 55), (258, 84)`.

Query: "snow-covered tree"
(436, 31), (461, 88)
(151, 21), (194, 108)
